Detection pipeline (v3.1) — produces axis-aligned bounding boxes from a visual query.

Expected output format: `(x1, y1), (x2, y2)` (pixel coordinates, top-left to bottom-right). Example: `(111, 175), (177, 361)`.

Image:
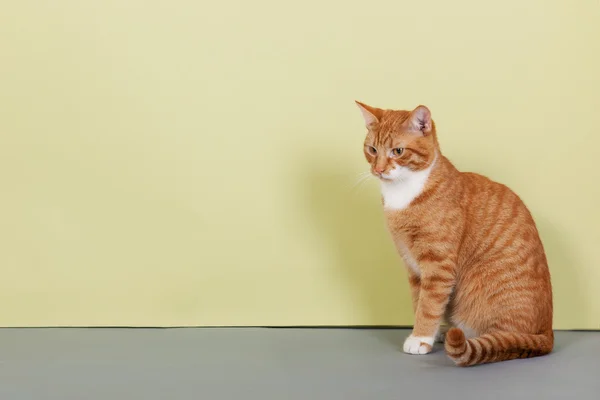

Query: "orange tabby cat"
(355, 101), (553, 366)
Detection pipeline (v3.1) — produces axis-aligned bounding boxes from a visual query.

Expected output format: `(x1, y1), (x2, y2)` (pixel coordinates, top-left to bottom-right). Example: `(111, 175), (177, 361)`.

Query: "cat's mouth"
(374, 172), (394, 181)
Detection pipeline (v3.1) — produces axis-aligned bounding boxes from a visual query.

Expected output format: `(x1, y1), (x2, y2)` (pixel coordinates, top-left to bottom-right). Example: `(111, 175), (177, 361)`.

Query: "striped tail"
(444, 328), (554, 367)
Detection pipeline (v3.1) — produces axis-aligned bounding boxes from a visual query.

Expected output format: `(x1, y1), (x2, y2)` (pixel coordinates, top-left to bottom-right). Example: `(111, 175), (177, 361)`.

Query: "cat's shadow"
(534, 217), (588, 352)
(300, 157), (412, 349)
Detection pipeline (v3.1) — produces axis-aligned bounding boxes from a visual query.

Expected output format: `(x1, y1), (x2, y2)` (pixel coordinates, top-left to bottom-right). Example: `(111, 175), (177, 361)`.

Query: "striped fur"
(356, 101), (554, 367)
(445, 328), (554, 367)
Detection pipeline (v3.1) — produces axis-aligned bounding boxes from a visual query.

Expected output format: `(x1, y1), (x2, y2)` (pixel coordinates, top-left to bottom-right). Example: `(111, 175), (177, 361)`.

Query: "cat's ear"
(408, 105), (432, 134)
(355, 101), (383, 128)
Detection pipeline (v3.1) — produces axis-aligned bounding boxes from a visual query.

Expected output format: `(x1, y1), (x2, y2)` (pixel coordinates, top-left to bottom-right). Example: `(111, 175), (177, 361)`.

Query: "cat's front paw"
(403, 335), (434, 355)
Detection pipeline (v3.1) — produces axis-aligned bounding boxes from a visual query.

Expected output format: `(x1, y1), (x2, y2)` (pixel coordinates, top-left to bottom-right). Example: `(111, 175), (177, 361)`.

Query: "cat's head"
(355, 101), (439, 182)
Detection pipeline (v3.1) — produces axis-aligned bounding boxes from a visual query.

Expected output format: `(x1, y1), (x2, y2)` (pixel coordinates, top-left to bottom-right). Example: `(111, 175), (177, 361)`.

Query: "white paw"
(403, 335), (434, 355)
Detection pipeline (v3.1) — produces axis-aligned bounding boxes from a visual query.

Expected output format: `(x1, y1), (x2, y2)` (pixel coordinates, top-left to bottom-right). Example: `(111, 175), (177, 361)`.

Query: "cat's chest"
(385, 217), (426, 276)
(395, 239), (421, 276)
(380, 166), (433, 211)
(380, 182), (424, 211)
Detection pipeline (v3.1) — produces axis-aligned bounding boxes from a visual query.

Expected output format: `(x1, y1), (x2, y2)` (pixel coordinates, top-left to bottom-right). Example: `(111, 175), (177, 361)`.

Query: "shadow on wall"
(300, 155), (413, 328)
(535, 217), (587, 336)
(298, 154), (584, 337)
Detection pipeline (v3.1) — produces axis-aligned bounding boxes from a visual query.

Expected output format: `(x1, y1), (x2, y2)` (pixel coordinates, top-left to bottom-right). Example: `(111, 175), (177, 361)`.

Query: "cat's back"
(459, 170), (534, 224)
(456, 169), (545, 264)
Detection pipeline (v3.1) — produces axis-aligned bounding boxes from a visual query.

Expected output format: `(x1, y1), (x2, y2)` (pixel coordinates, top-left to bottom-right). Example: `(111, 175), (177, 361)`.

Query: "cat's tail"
(444, 328), (553, 367)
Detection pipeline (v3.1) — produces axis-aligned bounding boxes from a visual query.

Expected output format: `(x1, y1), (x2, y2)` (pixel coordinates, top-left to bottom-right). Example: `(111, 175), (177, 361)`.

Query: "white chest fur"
(380, 158), (436, 211)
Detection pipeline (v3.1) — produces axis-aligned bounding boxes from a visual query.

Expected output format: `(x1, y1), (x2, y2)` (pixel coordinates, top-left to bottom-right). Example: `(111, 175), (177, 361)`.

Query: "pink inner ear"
(411, 106), (432, 132)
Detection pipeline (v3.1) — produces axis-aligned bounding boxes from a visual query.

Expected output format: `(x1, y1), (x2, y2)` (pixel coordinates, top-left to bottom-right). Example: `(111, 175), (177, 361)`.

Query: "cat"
(355, 101), (553, 366)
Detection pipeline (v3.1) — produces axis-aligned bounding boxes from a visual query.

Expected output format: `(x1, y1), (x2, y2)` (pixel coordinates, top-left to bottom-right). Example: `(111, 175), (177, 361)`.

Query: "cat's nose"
(374, 167), (384, 174)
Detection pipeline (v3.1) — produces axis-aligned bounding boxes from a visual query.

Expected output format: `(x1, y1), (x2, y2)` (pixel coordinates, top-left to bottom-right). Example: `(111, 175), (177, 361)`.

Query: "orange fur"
(356, 101), (553, 366)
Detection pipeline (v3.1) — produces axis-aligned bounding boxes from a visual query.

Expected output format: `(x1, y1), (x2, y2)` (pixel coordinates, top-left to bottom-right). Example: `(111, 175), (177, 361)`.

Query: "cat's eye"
(392, 148), (404, 156)
(366, 146), (377, 155)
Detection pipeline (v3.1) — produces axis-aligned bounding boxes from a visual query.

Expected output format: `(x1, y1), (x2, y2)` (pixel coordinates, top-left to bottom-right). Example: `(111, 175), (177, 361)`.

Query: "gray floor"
(0, 328), (598, 399)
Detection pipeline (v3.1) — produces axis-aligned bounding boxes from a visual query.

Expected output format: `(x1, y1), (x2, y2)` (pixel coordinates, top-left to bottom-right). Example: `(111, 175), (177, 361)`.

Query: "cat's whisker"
(351, 172), (370, 186)
(348, 172), (367, 188)
(350, 172), (375, 194)
(354, 171), (370, 179)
